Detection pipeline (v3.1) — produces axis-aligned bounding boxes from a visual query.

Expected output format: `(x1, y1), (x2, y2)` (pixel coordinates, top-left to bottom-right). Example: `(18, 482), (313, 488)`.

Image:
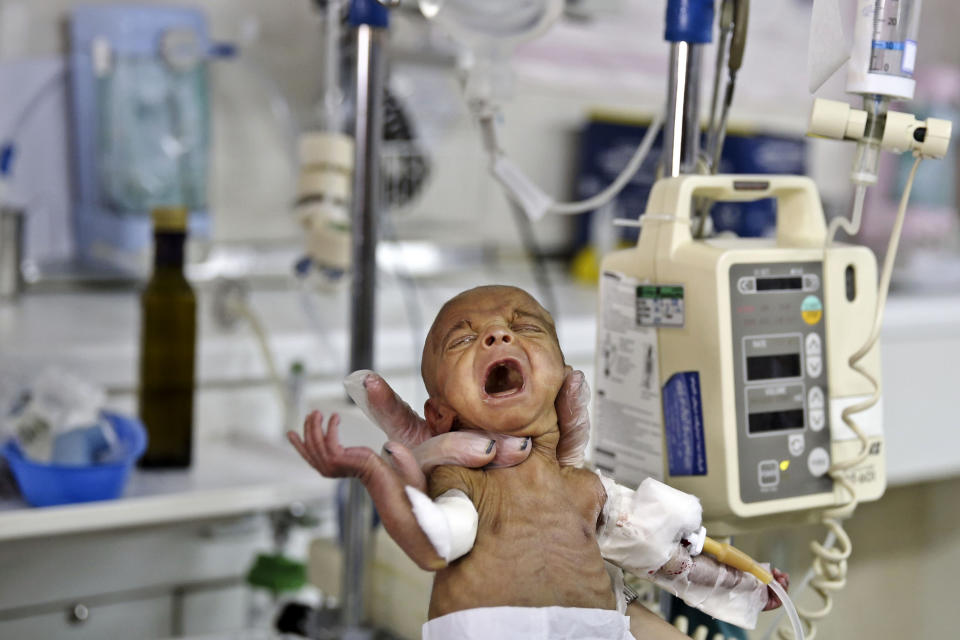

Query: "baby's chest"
(474, 474), (600, 543)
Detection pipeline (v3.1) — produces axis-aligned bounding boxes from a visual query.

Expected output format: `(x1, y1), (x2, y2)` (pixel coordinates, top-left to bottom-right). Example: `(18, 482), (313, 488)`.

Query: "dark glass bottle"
(138, 207), (196, 468)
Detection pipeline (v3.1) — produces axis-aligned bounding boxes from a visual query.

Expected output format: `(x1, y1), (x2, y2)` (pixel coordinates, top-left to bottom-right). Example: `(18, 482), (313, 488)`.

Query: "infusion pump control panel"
(729, 261), (833, 504)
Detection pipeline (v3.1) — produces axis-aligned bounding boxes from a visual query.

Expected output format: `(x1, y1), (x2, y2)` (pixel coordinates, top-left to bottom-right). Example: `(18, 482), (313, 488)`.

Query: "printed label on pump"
(637, 285), (685, 327)
(662, 372), (707, 476)
(594, 271), (665, 485)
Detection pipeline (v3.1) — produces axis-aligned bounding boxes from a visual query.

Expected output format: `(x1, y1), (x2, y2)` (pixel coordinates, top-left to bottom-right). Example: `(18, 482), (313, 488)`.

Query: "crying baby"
(290, 285), (782, 639)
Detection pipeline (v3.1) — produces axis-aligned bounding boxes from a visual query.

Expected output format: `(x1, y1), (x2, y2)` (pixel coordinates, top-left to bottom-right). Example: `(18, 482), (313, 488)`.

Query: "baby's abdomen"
(428, 491), (615, 619)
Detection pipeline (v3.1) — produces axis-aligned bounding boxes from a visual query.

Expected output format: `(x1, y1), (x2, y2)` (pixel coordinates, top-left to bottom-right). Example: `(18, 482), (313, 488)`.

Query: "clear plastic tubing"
(769, 579), (804, 640)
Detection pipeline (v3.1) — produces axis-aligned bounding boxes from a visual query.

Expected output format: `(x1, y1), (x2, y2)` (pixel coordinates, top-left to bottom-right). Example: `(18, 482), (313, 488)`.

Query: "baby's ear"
(424, 398), (456, 435)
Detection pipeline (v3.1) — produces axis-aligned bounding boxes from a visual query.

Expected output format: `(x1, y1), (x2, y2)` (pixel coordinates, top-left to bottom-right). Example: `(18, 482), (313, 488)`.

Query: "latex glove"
(344, 368), (592, 491)
(555, 368), (591, 467)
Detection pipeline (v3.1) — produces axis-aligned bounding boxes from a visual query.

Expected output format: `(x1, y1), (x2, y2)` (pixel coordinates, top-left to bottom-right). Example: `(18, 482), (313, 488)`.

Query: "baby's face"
(423, 287), (565, 436)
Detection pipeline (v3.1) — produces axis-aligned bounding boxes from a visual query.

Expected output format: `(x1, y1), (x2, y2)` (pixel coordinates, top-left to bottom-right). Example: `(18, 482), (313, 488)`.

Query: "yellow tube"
(701, 537), (773, 585)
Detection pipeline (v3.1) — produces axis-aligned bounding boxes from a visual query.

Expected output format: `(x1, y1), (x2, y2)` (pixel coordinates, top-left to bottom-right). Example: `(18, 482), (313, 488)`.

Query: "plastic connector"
(882, 112), (953, 158)
(701, 537), (772, 585)
(809, 99), (953, 160)
(920, 118), (953, 159)
(808, 98), (867, 141)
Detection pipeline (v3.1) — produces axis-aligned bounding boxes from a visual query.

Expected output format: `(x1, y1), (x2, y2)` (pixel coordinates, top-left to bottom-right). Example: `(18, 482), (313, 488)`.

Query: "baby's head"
(421, 286), (566, 437)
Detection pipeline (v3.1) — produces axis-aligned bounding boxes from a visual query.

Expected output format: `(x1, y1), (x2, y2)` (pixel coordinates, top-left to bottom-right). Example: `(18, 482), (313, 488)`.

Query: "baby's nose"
(482, 326), (513, 347)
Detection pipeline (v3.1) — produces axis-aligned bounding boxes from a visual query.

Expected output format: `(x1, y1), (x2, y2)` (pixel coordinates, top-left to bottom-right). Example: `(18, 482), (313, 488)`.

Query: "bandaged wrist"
(404, 486), (478, 563)
(650, 546), (769, 629)
(596, 473), (704, 575)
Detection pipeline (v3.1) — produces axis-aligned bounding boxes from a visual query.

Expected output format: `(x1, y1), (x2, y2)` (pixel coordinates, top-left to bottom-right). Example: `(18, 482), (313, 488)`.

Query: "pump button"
(806, 355), (823, 378)
(805, 333), (822, 356)
(808, 447), (830, 477)
(809, 408), (826, 432)
(808, 386), (824, 410)
(758, 460), (780, 488)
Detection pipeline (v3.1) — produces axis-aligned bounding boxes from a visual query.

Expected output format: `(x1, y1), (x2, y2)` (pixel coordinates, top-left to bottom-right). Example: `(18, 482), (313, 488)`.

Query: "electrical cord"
(773, 155), (924, 640)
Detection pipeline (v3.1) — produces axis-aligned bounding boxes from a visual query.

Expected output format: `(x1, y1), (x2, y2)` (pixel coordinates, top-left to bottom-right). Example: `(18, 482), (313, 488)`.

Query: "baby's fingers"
(286, 430), (311, 465)
(303, 411), (330, 465)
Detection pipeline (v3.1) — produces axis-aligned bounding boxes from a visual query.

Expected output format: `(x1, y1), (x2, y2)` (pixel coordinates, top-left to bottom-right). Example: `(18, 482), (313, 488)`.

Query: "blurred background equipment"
(69, 5), (212, 277)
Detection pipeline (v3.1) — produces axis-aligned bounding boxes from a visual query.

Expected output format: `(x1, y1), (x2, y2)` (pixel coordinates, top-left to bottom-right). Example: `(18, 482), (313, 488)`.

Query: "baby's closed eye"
(511, 324), (542, 333)
(448, 334), (476, 349)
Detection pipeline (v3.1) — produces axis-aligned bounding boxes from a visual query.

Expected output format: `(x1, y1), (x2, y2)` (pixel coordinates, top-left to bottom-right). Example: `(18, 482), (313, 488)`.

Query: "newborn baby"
(418, 285), (617, 619)
(292, 285), (629, 635)
(290, 285), (782, 637)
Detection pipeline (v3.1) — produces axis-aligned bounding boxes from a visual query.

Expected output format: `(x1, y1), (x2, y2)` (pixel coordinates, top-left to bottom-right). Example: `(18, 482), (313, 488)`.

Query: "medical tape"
(405, 486), (478, 563)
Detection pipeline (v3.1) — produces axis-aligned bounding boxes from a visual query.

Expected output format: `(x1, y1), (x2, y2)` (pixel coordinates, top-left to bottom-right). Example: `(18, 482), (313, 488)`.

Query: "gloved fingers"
(413, 430), (497, 474)
(485, 433), (533, 468)
(381, 440), (428, 492)
(344, 370), (429, 447)
(555, 368), (591, 467)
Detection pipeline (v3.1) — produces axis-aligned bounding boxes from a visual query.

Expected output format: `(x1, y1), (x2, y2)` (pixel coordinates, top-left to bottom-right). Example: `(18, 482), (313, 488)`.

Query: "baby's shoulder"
(560, 466), (607, 516)
(427, 464), (485, 500)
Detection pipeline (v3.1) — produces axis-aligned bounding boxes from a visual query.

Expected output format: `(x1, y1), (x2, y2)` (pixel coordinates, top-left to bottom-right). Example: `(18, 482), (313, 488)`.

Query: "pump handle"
(641, 174), (827, 253)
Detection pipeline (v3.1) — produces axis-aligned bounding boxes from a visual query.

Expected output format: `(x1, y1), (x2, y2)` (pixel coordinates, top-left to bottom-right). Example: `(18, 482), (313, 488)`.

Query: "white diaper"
(422, 606), (633, 640)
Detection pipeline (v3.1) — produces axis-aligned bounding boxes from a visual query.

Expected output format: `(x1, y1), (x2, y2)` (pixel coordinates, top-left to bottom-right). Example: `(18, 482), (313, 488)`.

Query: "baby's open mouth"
(484, 359), (525, 397)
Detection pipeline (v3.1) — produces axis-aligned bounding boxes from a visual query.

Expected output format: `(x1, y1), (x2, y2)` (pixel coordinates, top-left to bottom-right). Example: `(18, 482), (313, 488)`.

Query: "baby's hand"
(763, 568), (790, 611)
(287, 411), (382, 483)
(287, 411), (449, 571)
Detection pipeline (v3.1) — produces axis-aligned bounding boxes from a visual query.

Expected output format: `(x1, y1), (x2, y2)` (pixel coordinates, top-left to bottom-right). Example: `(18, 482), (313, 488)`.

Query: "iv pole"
(662, 0), (714, 178)
(343, 0), (391, 636)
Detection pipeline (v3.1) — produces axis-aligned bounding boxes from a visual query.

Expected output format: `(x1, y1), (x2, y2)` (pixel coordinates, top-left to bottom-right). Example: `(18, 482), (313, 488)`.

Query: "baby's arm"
(288, 411), (448, 570)
(596, 474), (786, 630)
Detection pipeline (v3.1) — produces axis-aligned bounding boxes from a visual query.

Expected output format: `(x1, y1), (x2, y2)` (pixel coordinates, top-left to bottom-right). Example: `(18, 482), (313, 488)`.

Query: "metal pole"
(680, 43), (703, 174)
(664, 41), (689, 178)
(342, 20), (386, 636)
(663, 41), (704, 178)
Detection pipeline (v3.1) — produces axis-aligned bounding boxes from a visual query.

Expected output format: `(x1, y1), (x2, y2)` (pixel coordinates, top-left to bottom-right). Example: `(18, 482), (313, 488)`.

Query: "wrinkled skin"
(350, 367), (592, 493)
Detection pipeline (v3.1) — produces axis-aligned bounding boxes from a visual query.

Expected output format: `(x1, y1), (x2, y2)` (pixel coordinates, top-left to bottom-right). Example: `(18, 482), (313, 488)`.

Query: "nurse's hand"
(344, 368), (591, 492)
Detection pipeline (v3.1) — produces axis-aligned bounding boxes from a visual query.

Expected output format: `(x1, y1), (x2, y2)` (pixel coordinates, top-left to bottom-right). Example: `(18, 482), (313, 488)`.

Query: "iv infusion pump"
(594, 175), (886, 535)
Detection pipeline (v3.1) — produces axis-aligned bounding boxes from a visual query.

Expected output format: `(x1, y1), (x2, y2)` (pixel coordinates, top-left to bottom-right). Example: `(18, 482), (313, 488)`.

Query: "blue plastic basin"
(2, 412), (147, 507)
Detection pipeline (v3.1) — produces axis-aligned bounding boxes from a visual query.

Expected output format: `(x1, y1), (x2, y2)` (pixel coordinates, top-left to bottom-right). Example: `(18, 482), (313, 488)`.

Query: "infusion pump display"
(729, 262), (833, 504)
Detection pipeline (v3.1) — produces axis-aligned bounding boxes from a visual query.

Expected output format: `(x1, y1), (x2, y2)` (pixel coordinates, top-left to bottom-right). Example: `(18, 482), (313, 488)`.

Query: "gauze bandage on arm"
(405, 486), (478, 563)
(596, 474), (768, 629)
(596, 474), (704, 574)
(651, 546), (769, 629)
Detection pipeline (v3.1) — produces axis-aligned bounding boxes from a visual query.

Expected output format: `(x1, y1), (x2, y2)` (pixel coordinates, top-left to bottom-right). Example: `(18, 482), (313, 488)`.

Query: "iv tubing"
(701, 536), (772, 585)
(476, 113), (560, 314)
(826, 182), (868, 245)
(474, 97), (661, 219)
(234, 297), (288, 410)
(547, 113), (664, 215)
(769, 579), (804, 640)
